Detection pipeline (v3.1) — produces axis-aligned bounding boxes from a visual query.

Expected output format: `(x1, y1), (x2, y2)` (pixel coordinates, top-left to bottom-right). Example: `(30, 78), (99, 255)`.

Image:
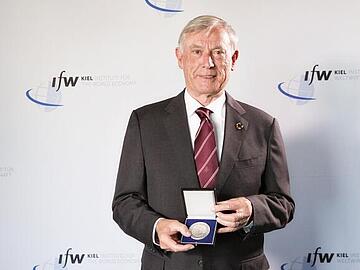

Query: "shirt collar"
(184, 89), (226, 117)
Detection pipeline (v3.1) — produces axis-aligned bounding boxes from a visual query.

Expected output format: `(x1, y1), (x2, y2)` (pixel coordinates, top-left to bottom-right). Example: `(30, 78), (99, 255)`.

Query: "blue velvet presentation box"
(180, 189), (217, 245)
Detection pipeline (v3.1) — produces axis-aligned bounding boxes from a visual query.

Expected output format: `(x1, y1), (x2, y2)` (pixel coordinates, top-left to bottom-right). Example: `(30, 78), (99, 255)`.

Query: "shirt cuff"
(243, 220), (254, 234)
(152, 218), (164, 246)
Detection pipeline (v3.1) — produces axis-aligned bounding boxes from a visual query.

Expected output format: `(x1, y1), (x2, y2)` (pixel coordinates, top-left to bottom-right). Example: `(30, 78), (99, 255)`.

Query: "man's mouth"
(198, 75), (216, 79)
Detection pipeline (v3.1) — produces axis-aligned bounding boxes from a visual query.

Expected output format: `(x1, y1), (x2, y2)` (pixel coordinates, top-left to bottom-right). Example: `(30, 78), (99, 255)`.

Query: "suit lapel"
(162, 91), (248, 192)
(163, 91), (200, 188)
(216, 93), (248, 196)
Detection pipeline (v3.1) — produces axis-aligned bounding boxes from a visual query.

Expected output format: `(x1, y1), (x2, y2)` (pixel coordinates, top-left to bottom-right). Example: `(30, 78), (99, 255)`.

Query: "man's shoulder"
(240, 101), (272, 119)
(133, 93), (181, 118)
(228, 94), (274, 124)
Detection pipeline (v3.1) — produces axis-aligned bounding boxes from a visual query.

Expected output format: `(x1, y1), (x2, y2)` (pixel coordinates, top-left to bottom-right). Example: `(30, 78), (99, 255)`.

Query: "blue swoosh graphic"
(26, 89), (64, 107)
(33, 265), (39, 270)
(277, 82), (316, 101)
(145, 0), (183, 12)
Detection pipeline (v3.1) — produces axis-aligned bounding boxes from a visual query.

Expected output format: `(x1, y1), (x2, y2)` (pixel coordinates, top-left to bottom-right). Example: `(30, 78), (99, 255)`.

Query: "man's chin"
(186, 84), (224, 97)
(198, 88), (224, 97)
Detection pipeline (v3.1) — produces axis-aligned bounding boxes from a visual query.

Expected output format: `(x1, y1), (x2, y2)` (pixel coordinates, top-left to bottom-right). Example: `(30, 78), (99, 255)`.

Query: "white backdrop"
(1, 1), (360, 269)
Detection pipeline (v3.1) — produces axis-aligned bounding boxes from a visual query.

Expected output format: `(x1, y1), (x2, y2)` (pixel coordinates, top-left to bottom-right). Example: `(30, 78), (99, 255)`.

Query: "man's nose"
(201, 54), (215, 68)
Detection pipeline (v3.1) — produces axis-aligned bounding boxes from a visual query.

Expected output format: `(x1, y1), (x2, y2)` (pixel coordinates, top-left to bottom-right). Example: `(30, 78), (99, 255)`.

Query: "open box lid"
(182, 189), (216, 219)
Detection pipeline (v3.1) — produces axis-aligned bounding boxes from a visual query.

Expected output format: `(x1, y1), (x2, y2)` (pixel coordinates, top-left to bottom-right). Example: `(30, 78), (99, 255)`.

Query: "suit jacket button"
(198, 259), (203, 266)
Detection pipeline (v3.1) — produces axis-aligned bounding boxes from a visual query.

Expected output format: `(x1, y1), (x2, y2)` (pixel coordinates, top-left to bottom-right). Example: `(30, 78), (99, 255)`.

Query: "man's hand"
(155, 219), (195, 252)
(214, 197), (253, 233)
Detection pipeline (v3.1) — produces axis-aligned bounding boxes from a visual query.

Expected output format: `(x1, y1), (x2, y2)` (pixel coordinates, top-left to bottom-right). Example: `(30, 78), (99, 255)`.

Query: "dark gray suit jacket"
(112, 91), (295, 270)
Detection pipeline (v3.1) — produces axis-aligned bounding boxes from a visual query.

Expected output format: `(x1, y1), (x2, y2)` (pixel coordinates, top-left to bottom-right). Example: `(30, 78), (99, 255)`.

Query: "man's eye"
(213, 50), (225, 56)
(192, 50), (202, 55)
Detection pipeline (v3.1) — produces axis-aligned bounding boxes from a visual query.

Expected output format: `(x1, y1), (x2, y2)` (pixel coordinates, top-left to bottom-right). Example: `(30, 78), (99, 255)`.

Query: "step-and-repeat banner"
(1, 1), (359, 269)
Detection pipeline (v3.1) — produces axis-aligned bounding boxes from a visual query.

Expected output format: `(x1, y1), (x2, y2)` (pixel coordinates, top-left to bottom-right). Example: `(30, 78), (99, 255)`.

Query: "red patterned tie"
(194, 107), (219, 188)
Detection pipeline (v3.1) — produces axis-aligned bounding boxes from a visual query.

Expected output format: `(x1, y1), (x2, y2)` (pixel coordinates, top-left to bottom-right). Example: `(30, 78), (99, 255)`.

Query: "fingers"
(157, 219), (191, 236)
(217, 226), (240, 233)
(216, 211), (247, 224)
(214, 198), (244, 212)
(214, 197), (253, 234)
(162, 237), (195, 252)
(214, 200), (235, 212)
(214, 197), (252, 217)
(216, 211), (247, 233)
(156, 219), (195, 252)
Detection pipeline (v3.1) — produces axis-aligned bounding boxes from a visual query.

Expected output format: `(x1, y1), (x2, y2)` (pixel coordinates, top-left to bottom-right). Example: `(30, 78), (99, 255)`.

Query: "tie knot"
(195, 107), (212, 120)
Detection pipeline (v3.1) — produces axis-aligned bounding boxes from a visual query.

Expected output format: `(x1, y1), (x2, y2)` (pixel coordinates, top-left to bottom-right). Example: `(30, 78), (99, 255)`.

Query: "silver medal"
(189, 222), (210, 240)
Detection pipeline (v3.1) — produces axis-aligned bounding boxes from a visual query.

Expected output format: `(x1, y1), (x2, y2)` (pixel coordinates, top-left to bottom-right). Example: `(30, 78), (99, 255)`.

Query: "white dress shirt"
(184, 89), (226, 160)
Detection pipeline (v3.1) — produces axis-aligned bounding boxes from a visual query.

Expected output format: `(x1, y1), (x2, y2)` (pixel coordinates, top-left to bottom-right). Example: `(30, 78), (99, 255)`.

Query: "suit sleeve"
(247, 118), (295, 234)
(112, 111), (162, 246)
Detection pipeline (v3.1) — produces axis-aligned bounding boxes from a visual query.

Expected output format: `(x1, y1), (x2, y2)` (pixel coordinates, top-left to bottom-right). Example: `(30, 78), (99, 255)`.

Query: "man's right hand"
(155, 218), (195, 252)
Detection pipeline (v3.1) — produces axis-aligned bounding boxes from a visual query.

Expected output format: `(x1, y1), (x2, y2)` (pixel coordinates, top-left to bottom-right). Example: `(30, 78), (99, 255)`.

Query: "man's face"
(176, 27), (238, 98)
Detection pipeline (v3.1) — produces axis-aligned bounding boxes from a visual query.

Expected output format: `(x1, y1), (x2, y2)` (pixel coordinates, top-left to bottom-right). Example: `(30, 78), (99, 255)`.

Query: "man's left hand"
(214, 197), (253, 233)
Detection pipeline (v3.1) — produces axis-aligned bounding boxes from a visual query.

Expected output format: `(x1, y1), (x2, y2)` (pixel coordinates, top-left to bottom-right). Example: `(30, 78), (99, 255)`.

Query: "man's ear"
(231, 50), (239, 70)
(175, 47), (184, 69)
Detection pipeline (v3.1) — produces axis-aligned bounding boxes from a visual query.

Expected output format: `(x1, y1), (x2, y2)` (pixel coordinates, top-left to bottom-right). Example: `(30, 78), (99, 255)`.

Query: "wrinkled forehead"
(183, 27), (232, 49)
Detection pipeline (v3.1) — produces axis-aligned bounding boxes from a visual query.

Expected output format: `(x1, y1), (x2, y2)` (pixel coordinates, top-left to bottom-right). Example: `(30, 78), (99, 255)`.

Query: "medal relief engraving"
(189, 222), (211, 240)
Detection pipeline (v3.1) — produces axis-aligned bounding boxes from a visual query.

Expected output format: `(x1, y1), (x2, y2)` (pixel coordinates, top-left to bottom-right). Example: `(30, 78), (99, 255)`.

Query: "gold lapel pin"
(235, 122), (244, 130)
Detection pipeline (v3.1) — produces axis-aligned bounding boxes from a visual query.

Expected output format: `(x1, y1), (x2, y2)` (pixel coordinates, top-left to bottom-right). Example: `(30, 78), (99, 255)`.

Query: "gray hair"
(178, 15), (238, 51)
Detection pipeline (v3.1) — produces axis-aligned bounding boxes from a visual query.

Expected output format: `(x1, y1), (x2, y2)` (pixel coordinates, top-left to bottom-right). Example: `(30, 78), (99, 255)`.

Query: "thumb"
(177, 223), (191, 237)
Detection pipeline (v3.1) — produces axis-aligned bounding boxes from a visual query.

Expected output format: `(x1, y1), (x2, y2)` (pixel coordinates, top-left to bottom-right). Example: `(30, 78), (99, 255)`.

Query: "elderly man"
(112, 15), (295, 270)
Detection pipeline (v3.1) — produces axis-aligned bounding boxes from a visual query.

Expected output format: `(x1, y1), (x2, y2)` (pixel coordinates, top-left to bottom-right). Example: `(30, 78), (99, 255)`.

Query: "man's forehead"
(184, 28), (231, 48)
